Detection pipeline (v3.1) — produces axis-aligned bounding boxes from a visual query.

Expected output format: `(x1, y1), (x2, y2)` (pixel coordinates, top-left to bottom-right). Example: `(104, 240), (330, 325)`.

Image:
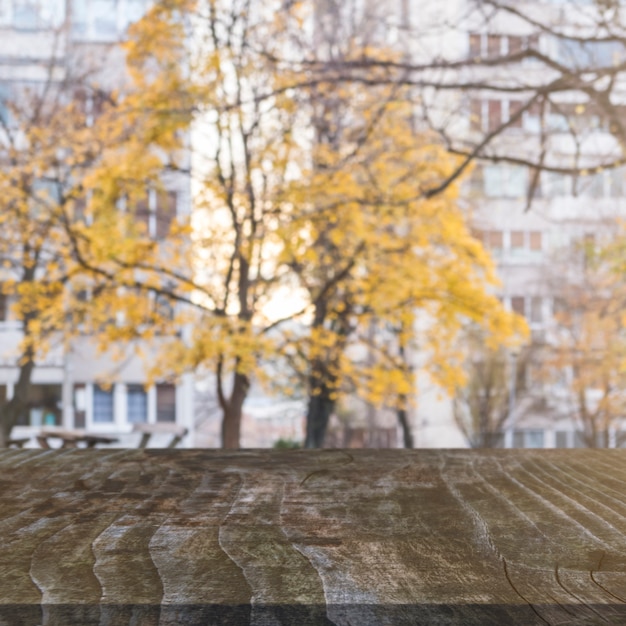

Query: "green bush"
(273, 438), (301, 449)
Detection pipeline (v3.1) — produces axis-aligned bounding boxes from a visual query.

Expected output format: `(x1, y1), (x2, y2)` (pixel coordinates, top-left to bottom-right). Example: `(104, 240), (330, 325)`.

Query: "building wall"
(0, 0), (194, 447)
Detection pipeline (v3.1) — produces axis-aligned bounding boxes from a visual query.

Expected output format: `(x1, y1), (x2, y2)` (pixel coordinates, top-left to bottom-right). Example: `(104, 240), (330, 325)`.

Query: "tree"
(0, 1), (194, 446)
(273, 0), (626, 205)
(82, 0), (626, 450)
(274, 90), (523, 447)
(540, 232), (626, 447)
(453, 327), (538, 448)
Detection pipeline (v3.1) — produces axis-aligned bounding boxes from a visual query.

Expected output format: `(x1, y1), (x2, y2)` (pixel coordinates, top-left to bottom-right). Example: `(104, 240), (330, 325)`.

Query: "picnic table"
(132, 422), (188, 448)
(1, 449), (626, 624)
(35, 427), (118, 449)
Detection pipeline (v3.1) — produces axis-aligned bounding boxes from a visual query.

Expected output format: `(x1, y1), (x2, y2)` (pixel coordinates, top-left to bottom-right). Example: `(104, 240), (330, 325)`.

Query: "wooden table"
(1, 449), (626, 624)
(132, 422), (188, 448)
(35, 427), (118, 449)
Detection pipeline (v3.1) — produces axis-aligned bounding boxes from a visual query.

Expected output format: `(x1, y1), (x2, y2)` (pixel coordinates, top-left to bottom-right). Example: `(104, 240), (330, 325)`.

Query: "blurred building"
(0, 0), (195, 446)
(313, 0), (626, 448)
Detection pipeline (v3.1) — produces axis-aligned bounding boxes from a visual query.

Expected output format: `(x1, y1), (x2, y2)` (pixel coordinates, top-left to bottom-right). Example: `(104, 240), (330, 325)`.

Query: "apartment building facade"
(430, 0), (626, 448)
(312, 0), (626, 448)
(0, 0), (195, 446)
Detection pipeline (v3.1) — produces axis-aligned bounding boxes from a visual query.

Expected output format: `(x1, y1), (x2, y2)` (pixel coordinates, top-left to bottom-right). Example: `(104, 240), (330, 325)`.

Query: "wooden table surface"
(2, 449), (626, 625)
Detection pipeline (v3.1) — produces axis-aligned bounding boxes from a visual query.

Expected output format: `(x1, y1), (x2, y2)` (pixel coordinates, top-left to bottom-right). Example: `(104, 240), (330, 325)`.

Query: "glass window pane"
(16, 384), (62, 426)
(13, 1), (38, 29)
(93, 384), (114, 423)
(511, 231), (524, 249)
(530, 297), (543, 323)
(469, 99), (482, 131)
(488, 100), (502, 131)
(507, 166), (527, 197)
(487, 35), (500, 57)
(93, 0), (118, 36)
(611, 167), (625, 198)
(127, 384), (147, 424)
(488, 230), (503, 249)
(484, 166), (502, 196)
(508, 100), (523, 128)
(156, 190), (176, 239)
(134, 196), (150, 234)
(469, 33), (481, 57)
(72, 0), (88, 34)
(529, 231), (542, 250)
(124, 0), (147, 26)
(74, 384), (86, 428)
(511, 296), (525, 316)
(555, 431), (568, 448)
(156, 383), (176, 422)
(525, 430), (544, 448)
(508, 36), (522, 55)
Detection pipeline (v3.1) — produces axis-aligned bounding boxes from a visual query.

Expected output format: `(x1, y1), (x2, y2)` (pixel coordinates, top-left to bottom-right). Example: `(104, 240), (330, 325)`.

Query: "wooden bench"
(7, 437), (29, 448)
(132, 422), (188, 448)
(36, 427), (118, 449)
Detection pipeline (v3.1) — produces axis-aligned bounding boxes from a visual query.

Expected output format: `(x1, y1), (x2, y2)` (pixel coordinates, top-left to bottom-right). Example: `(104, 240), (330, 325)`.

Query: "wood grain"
(1, 449), (626, 624)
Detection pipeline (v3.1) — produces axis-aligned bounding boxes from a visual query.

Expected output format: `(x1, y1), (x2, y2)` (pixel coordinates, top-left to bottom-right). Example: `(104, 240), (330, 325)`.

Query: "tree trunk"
(221, 371), (249, 449)
(0, 354), (35, 448)
(304, 391), (335, 448)
(396, 407), (414, 448)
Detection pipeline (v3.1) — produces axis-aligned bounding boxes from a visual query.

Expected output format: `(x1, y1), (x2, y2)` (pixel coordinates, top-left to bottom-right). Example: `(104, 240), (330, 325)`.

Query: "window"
(508, 230), (544, 257)
(135, 195), (151, 234)
(155, 190), (177, 239)
(12, 0), (63, 29)
(469, 33), (481, 57)
(512, 430), (544, 448)
(470, 99), (482, 131)
(525, 430), (544, 449)
(529, 231), (542, 251)
(510, 230), (524, 249)
(72, 0), (150, 40)
(133, 189), (177, 238)
(93, 384), (114, 423)
(487, 35), (501, 57)
(127, 384), (147, 424)
(74, 384), (86, 428)
(488, 100), (502, 132)
(467, 33), (533, 60)
(508, 36), (523, 55)
(0, 83), (11, 127)
(558, 39), (624, 70)
(156, 383), (176, 422)
(577, 172), (606, 198)
(488, 230), (503, 250)
(507, 100), (523, 128)
(610, 167), (626, 198)
(541, 171), (572, 197)
(123, 0), (149, 27)
(73, 87), (108, 127)
(484, 165), (527, 198)
(154, 291), (175, 322)
(0, 287), (6, 321)
(511, 296), (525, 316)
(530, 297), (543, 324)
(93, 0), (117, 35)
(582, 232), (596, 267)
(555, 431), (569, 448)
(16, 384), (62, 427)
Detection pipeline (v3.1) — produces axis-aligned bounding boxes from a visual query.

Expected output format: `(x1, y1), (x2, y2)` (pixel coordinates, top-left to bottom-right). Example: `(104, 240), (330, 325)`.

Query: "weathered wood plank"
(1, 449), (626, 624)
